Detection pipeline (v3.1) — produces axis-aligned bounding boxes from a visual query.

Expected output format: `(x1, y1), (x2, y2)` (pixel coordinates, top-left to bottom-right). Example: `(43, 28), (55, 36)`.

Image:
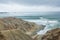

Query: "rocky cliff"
(42, 28), (60, 40)
(0, 17), (45, 36)
(0, 17), (45, 40)
(0, 29), (33, 40)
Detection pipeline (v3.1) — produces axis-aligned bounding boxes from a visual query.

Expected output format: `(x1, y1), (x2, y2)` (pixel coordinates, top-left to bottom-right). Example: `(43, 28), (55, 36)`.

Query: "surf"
(24, 17), (60, 35)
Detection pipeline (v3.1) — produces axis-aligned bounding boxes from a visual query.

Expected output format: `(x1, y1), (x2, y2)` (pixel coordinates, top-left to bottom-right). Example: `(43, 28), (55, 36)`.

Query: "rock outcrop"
(33, 34), (44, 40)
(0, 17), (45, 40)
(0, 17), (45, 36)
(0, 29), (33, 40)
(42, 28), (60, 40)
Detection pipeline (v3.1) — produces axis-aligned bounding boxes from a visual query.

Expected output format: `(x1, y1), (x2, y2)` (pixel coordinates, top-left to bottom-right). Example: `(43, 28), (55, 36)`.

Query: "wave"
(37, 17), (60, 34)
(25, 17), (59, 25)
(24, 17), (60, 35)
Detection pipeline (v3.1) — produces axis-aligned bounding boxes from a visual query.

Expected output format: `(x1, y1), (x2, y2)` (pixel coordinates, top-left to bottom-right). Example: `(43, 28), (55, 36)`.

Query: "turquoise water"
(15, 15), (60, 21)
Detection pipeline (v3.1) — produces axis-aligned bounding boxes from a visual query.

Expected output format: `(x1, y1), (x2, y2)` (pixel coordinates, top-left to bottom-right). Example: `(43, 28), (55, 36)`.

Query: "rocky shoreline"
(0, 17), (59, 40)
(0, 17), (45, 40)
(41, 28), (60, 40)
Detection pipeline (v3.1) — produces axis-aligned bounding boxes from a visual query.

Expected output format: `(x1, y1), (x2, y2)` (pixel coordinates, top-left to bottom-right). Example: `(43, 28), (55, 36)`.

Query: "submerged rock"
(42, 28), (60, 40)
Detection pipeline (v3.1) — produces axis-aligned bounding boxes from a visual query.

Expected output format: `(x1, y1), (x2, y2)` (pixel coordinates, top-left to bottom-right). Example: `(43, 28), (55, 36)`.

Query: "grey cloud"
(0, 0), (60, 6)
(12, 0), (60, 6)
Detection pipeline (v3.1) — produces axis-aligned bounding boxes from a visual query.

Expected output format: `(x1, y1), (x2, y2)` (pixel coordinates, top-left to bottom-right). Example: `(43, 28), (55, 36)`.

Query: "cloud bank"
(0, 4), (60, 12)
(0, 0), (60, 12)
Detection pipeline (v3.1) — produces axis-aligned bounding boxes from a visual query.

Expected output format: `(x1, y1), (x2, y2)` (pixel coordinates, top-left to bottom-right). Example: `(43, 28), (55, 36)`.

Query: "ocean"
(0, 12), (60, 34)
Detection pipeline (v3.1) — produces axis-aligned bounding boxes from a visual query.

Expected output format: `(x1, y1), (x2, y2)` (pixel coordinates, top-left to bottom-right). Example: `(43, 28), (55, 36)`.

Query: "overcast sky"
(0, 0), (60, 12)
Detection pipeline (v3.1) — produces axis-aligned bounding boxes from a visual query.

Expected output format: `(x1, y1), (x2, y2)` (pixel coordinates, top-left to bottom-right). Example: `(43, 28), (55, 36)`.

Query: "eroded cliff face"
(42, 28), (60, 40)
(0, 17), (45, 40)
(0, 17), (45, 36)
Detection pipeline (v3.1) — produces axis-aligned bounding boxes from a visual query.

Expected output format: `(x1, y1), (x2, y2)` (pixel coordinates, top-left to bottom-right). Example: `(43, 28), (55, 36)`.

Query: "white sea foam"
(25, 17), (58, 25)
(37, 17), (59, 35)
(25, 17), (60, 35)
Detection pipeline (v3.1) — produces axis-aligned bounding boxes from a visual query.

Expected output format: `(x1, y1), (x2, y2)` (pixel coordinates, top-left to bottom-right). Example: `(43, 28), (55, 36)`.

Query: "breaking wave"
(24, 17), (60, 35)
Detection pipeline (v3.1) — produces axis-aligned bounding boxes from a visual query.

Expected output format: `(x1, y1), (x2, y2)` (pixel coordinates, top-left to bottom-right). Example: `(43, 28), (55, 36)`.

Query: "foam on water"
(25, 17), (59, 25)
(25, 17), (60, 35)
(37, 17), (60, 35)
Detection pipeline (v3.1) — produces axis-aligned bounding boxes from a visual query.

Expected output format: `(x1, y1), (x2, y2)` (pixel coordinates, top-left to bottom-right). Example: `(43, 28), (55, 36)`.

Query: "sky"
(0, 0), (60, 12)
